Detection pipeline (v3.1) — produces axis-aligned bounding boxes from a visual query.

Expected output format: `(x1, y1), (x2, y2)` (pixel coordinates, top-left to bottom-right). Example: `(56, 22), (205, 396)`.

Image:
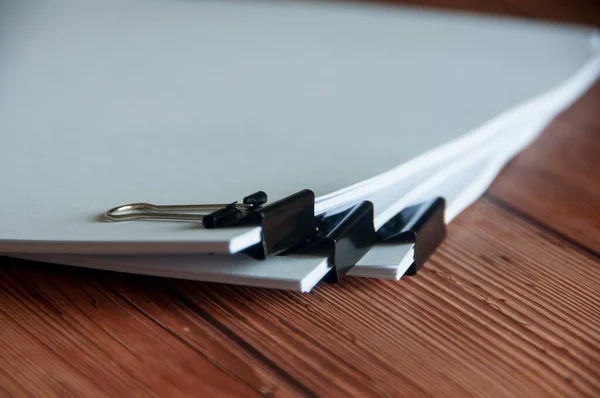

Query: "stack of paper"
(1, 0), (598, 292)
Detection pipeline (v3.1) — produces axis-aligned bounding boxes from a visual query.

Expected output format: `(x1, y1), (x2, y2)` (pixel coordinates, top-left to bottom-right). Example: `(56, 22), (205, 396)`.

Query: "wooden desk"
(1, 2), (599, 397)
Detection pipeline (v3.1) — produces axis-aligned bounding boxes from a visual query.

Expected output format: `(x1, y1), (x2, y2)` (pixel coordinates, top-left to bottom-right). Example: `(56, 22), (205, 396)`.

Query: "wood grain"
(0, 262), (301, 397)
(488, 82), (600, 254)
(106, 273), (313, 398)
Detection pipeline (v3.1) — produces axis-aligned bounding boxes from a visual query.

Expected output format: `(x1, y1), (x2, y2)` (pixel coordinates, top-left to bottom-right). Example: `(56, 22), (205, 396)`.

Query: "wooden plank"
(501, 0), (600, 25)
(104, 273), (314, 398)
(156, 200), (600, 397)
(488, 82), (600, 254)
(0, 259), (298, 398)
(351, 0), (600, 25)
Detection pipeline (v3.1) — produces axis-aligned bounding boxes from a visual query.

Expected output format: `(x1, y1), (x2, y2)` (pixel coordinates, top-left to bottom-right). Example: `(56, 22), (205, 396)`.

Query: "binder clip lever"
(104, 191), (268, 228)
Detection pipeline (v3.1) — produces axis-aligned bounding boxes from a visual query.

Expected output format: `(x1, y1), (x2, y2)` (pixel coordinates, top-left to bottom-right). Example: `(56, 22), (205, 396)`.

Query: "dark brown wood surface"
(1, 1), (599, 397)
(356, 0), (600, 25)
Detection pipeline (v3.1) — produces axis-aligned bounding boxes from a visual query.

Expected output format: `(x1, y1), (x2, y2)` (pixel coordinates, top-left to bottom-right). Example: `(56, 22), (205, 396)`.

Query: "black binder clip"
(220, 190), (317, 259)
(375, 197), (446, 275)
(104, 189), (317, 259)
(288, 201), (377, 283)
(287, 197), (446, 283)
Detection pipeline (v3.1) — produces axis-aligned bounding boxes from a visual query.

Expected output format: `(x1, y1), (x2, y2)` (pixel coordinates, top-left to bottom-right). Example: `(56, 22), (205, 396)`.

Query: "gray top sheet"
(0, 0), (596, 250)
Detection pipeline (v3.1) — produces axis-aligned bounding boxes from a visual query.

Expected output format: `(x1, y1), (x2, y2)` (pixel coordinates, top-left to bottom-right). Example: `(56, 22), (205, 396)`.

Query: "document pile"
(1, 0), (598, 291)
